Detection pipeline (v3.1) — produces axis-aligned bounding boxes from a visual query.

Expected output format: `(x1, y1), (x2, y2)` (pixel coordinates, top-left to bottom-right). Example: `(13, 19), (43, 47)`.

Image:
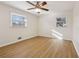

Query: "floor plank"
(0, 36), (78, 58)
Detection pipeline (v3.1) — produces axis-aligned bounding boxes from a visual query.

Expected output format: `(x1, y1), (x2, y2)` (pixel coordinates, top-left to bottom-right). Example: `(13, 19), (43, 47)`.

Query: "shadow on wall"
(51, 29), (63, 40)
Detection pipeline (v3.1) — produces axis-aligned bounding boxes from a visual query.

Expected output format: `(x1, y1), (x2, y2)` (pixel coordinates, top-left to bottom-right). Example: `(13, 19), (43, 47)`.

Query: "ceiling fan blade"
(27, 8), (35, 10)
(26, 1), (35, 6)
(40, 8), (49, 11)
(42, 1), (47, 6)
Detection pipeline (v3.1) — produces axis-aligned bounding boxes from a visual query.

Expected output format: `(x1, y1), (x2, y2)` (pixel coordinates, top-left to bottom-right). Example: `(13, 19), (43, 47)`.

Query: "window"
(11, 13), (27, 27)
(56, 16), (67, 27)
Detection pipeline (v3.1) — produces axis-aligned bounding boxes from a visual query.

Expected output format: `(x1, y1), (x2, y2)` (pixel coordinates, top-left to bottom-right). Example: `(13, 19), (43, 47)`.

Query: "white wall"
(73, 2), (79, 56)
(38, 11), (73, 40)
(0, 4), (38, 47)
(0, 2), (79, 57)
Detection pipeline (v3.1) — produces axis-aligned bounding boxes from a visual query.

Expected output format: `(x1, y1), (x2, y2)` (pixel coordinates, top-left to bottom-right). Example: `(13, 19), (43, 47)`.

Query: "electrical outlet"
(17, 37), (22, 40)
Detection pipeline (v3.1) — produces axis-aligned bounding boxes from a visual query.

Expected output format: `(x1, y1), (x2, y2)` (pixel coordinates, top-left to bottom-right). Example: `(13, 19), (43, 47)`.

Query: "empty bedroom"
(0, 0), (79, 58)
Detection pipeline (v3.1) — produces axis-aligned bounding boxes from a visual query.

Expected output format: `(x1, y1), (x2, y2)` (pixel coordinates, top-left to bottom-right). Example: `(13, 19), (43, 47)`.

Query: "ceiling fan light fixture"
(35, 8), (41, 13)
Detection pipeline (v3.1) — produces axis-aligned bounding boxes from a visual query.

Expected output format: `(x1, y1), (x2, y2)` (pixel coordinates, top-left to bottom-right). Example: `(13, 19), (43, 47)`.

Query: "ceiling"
(1, 1), (74, 16)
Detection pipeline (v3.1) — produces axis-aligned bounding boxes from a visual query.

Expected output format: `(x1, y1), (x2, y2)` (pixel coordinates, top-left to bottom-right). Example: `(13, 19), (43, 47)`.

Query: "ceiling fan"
(26, 1), (49, 13)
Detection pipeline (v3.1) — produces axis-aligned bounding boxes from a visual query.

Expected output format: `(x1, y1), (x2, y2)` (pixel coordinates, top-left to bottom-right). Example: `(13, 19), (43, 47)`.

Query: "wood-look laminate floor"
(0, 36), (78, 58)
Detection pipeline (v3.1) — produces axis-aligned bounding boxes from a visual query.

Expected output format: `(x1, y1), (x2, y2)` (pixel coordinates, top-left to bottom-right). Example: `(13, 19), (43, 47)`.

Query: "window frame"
(10, 12), (27, 28)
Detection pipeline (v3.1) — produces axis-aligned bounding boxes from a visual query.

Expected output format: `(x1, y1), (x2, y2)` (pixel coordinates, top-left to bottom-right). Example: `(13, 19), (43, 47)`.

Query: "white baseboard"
(0, 35), (37, 47)
(72, 40), (79, 57)
(38, 34), (55, 38)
